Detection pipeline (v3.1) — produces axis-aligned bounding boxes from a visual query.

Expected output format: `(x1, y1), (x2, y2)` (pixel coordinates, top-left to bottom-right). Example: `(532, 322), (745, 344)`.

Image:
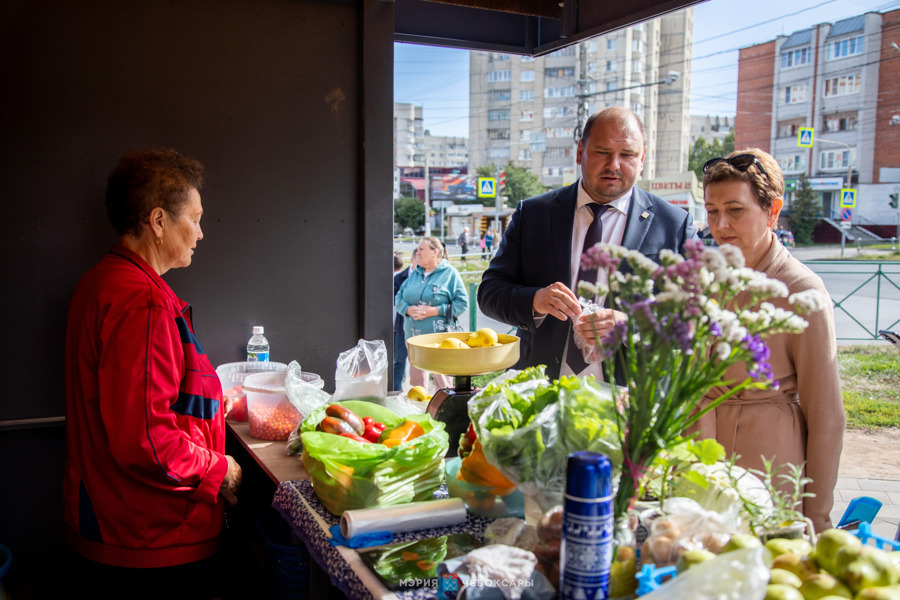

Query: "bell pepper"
(339, 432), (371, 444)
(457, 440), (516, 495)
(362, 416), (387, 443)
(458, 422), (477, 459)
(378, 420), (425, 448)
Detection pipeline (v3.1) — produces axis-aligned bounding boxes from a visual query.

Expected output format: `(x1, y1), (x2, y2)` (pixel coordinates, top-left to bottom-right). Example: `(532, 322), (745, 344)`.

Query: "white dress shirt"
(559, 179), (632, 378)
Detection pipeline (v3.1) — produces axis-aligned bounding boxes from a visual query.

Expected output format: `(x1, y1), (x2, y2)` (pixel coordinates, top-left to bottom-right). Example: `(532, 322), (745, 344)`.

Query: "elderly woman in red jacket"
(64, 149), (241, 599)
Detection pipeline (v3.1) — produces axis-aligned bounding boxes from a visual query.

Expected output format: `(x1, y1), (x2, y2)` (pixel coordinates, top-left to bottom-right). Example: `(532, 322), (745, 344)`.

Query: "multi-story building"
(393, 102), (423, 168)
(468, 9), (693, 188)
(690, 115), (733, 146)
(422, 133), (468, 169)
(736, 10), (900, 227)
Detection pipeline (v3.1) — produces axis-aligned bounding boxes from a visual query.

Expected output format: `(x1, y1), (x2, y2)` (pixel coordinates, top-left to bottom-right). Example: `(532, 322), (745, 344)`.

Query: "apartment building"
(393, 102), (423, 168)
(468, 9), (693, 188)
(422, 133), (469, 169)
(690, 115), (733, 146)
(736, 10), (900, 226)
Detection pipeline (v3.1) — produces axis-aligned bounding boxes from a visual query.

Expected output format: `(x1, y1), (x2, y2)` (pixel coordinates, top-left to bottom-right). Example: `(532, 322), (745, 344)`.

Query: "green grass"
(838, 345), (900, 429)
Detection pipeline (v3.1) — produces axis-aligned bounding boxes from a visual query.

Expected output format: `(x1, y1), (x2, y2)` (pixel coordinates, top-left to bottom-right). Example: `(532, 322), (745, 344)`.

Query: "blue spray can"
(559, 451), (614, 600)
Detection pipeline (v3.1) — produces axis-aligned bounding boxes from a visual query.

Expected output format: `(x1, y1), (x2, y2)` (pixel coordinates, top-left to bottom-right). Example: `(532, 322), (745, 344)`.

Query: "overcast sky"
(394, 0), (900, 137)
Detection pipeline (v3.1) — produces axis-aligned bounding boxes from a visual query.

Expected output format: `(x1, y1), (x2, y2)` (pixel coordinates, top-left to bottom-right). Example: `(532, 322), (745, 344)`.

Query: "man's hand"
(532, 282), (582, 322)
(574, 309), (627, 344)
(219, 454), (242, 506)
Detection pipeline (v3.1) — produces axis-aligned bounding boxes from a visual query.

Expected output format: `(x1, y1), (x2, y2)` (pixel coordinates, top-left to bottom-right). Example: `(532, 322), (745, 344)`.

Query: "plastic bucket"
(244, 370), (323, 441)
(216, 361), (288, 422)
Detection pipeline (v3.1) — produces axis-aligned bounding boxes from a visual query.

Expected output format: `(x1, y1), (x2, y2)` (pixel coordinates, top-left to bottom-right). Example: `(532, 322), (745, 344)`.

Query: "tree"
(476, 162), (545, 207)
(394, 196), (425, 232)
(688, 131), (735, 180)
(788, 173), (820, 245)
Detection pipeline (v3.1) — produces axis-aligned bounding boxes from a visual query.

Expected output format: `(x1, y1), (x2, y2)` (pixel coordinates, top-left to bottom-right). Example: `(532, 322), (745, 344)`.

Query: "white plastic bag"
(638, 547), (769, 600)
(572, 301), (604, 364)
(332, 339), (388, 402)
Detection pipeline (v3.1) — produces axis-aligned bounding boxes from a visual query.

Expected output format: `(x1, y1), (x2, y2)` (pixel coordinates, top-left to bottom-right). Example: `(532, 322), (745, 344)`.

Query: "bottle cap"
(253, 326), (264, 335)
(565, 451), (612, 500)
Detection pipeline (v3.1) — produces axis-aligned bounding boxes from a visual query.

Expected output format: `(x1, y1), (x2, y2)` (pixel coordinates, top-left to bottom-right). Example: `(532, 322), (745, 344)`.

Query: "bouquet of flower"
(576, 239), (828, 522)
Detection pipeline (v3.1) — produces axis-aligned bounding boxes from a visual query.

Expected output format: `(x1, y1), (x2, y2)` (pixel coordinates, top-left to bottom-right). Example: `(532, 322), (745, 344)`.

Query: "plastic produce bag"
(467, 370), (621, 510)
(284, 361), (331, 416)
(638, 547), (768, 600)
(299, 400), (449, 515)
(642, 497), (741, 567)
(332, 339), (388, 402)
(572, 301), (604, 364)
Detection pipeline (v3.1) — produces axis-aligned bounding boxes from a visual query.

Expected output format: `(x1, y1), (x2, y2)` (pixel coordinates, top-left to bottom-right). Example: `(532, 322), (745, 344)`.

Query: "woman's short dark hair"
(701, 148), (783, 211)
(106, 148), (205, 236)
(393, 251), (404, 271)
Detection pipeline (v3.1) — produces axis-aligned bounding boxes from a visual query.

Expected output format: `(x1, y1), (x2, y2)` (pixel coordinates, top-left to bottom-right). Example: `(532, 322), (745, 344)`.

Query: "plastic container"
(247, 326), (270, 362)
(254, 508), (310, 600)
(444, 457), (524, 518)
(244, 370), (323, 440)
(216, 361), (288, 422)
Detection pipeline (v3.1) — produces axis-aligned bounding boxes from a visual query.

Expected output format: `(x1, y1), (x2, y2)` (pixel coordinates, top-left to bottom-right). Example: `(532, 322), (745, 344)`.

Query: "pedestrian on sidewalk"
(458, 226), (469, 262)
(479, 230), (487, 259)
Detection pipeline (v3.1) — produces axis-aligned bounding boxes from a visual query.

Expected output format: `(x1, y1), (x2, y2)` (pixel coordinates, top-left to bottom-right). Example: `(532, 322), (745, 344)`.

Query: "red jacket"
(64, 245), (228, 568)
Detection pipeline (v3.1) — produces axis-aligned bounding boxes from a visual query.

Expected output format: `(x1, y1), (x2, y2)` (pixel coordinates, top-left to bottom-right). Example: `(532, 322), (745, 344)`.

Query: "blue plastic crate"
(254, 509), (310, 600)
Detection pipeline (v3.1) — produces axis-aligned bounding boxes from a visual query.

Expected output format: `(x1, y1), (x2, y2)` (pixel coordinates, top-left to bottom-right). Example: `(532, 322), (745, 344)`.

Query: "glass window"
(488, 70), (511, 82)
(632, 39), (646, 53)
(826, 35), (864, 60)
(824, 74), (861, 97)
(520, 110), (534, 122)
(822, 113), (857, 132)
(607, 60), (617, 72)
(632, 60), (643, 73)
(488, 129), (510, 140)
(518, 149), (532, 161)
(545, 67), (575, 78)
(780, 47), (810, 69)
(488, 147), (510, 160)
(519, 129), (531, 141)
(520, 89), (534, 101)
(781, 84), (809, 104)
(819, 149), (851, 170)
(488, 109), (510, 121)
(520, 70), (535, 82)
(490, 90), (511, 101)
(607, 39), (618, 51)
(778, 155), (805, 173)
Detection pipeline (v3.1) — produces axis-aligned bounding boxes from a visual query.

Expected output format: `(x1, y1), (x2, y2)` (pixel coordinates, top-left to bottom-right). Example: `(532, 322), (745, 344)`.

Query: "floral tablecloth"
(272, 480), (496, 600)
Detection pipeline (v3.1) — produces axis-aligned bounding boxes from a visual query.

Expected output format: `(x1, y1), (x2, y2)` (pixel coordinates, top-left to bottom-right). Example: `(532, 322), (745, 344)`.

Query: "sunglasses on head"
(702, 154), (769, 181)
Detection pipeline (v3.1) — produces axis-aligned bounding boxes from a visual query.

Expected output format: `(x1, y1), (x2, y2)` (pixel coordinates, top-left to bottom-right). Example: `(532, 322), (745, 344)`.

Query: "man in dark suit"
(392, 249), (416, 390)
(478, 107), (696, 381)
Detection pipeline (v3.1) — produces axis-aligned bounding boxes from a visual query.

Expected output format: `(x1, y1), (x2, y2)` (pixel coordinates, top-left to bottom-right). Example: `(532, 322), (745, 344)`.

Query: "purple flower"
(743, 333), (773, 382)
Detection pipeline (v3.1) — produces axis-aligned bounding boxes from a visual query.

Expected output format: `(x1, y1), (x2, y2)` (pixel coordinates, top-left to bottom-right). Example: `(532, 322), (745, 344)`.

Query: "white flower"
(789, 289), (829, 313)
(577, 282), (600, 300)
(701, 248), (727, 272)
(716, 342), (732, 360)
(719, 244), (745, 268)
(659, 249), (684, 265)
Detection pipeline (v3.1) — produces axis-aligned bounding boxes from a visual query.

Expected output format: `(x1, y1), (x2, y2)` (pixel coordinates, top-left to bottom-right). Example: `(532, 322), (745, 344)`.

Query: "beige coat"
(692, 233), (844, 533)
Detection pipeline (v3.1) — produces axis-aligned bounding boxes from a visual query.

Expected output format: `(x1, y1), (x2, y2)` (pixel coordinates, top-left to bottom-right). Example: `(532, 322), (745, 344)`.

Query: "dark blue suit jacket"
(477, 183), (697, 380)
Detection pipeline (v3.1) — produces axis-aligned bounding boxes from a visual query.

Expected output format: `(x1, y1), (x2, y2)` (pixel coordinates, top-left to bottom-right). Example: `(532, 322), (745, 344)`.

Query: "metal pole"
(424, 156), (431, 237)
(495, 164), (501, 238)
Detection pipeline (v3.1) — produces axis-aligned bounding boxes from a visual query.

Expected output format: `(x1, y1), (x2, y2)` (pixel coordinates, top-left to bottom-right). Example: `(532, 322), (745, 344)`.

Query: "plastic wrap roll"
(340, 498), (467, 539)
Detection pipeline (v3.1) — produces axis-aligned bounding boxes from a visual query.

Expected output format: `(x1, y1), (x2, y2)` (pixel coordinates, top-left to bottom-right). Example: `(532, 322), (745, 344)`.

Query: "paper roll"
(340, 498), (467, 539)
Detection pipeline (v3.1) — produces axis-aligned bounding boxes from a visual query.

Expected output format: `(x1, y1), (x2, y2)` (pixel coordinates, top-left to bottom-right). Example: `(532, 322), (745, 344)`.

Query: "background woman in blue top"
(395, 236), (469, 392)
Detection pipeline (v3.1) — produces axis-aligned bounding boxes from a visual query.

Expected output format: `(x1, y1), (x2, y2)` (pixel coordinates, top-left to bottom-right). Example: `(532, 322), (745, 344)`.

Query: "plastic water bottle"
(560, 451), (614, 600)
(246, 326), (270, 362)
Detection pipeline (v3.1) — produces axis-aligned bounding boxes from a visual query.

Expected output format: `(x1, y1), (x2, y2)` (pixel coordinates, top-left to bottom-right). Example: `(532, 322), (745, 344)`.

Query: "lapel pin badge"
(641, 211), (650, 220)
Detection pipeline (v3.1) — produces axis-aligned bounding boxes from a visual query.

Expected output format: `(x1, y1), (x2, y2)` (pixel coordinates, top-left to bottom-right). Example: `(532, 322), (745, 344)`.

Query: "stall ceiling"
(395, 0), (705, 55)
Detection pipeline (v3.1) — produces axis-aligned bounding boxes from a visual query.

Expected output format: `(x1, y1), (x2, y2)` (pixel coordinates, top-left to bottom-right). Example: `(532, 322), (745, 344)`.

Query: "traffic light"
(890, 193), (899, 209)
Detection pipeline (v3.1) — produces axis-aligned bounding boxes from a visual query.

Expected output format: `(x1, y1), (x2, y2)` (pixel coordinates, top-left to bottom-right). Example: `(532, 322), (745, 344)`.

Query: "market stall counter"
(226, 421), (498, 600)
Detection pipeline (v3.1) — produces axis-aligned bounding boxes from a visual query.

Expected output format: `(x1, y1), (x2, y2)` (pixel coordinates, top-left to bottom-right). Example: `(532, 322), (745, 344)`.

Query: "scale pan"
(406, 332), (520, 376)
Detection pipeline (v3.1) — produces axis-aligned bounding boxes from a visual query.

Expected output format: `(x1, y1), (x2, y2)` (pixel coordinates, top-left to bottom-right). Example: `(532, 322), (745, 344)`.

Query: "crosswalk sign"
(840, 188), (857, 208)
(798, 127), (814, 148)
(477, 177), (497, 198)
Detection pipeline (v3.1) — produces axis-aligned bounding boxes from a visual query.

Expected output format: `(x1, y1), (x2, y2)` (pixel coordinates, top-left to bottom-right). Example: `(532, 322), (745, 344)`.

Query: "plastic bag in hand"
(333, 339), (388, 402)
(638, 547), (768, 600)
(572, 301), (604, 364)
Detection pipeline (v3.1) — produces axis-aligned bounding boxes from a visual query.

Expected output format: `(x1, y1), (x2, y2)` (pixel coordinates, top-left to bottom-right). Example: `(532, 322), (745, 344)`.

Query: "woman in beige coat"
(694, 149), (844, 533)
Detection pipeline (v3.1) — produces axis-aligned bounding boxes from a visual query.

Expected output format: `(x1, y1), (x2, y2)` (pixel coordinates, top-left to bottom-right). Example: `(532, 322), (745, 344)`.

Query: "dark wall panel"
(0, 0), (393, 422)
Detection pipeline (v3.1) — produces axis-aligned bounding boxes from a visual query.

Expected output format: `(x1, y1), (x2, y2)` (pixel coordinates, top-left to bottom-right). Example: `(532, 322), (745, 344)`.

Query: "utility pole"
(424, 155), (431, 237)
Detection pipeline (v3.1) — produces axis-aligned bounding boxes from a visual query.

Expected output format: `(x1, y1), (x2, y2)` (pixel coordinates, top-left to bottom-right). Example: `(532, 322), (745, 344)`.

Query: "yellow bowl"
(406, 332), (520, 376)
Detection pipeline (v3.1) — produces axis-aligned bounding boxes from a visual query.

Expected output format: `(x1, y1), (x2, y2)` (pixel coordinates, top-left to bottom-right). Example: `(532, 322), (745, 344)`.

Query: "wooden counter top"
(226, 420), (308, 484)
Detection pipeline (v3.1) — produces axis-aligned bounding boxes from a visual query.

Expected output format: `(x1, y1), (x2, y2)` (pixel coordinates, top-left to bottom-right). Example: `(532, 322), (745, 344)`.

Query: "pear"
(773, 552), (820, 580)
(766, 583), (805, 600)
(407, 385), (431, 403)
(466, 327), (499, 347)
(768, 538), (814, 558)
(770, 568), (804, 588)
(813, 529), (863, 575)
(854, 585), (900, 600)
(800, 573), (853, 599)
(723, 533), (764, 553)
(836, 546), (900, 593)
(676, 548), (716, 573)
(438, 337), (468, 349)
